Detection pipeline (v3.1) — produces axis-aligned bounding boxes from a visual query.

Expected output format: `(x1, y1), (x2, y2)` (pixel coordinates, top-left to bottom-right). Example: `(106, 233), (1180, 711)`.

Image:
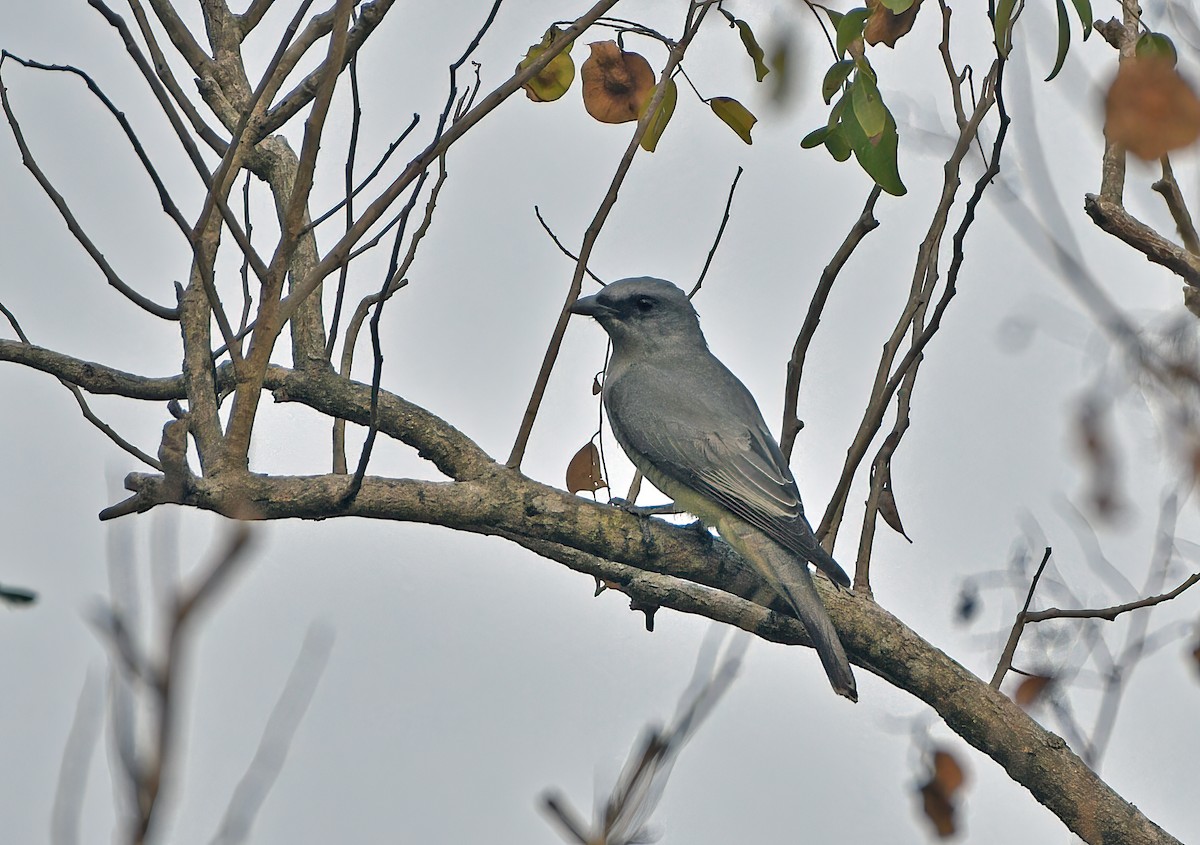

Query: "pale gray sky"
(2, 1), (1199, 843)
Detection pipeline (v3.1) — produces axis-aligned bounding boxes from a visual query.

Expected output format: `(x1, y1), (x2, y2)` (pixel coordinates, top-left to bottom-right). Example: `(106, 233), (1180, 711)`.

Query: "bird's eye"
(634, 296), (656, 312)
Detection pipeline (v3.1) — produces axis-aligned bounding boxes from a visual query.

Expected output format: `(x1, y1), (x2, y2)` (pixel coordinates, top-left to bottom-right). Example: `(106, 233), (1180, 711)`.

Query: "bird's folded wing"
(629, 418), (851, 588)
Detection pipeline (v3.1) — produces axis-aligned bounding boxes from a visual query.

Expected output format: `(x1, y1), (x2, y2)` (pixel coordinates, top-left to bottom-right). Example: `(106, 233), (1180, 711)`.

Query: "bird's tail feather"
(721, 519), (858, 701)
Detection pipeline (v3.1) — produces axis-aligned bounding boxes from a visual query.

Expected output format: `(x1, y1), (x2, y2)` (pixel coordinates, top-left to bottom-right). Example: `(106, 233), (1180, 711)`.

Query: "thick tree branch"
(101, 468), (1181, 845)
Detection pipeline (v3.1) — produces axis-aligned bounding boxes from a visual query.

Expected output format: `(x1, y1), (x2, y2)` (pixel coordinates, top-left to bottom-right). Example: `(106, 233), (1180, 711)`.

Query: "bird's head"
(569, 277), (706, 355)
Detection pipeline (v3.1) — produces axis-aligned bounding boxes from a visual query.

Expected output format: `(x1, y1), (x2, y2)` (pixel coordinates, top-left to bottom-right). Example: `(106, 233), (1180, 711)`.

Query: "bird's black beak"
(569, 292), (613, 319)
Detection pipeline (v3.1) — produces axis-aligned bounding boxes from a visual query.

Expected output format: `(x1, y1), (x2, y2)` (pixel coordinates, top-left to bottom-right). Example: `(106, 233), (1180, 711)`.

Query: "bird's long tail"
(720, 519), (858, 702)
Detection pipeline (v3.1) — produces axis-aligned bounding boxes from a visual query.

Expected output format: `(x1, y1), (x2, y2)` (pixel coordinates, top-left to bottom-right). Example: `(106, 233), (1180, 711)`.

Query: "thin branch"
(818, 61), (1008, 545)
(50, 672), (103, 845)
(1, 53), (192, 239)
(507, 1), (713, 469)
(116, 0), (229, 154)
(1025, 571), (1200, 622)
(257, 0), (398, 138)
(0, 64), (179, 320)
(0, 307), (163, 469)
(990, 547), (1054, 688)
(325, 46), (365, 362)
(534, 206), (605, 284)
(1152, 156), (1200, 256)
(780, 186), (881, 460)
(272, 0), (623, 331)
(687, 165), (743, 298)
(303, 112), (420, 236)
(210, 625), (334, 845)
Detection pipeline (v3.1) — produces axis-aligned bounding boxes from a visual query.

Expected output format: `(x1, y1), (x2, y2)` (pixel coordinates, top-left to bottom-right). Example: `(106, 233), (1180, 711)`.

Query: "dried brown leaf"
(1014, 673), (1053, 707)
(931, 749), (965, 796)
(566, 441), (606, 494)
(919, 781), (957, 838)
(581, 41), (655, 124)
(1105, 57), (1200, 160)
(865, 0), (924, 48)
(877, 465), (913, 542)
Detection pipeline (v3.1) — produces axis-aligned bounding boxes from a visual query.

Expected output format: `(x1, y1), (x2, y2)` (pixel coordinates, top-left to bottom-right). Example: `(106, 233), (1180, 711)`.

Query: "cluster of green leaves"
(801, 7), (905, 196)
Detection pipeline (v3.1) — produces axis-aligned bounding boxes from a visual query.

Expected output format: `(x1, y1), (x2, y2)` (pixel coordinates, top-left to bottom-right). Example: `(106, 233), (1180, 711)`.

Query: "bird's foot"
(608, 497), (681, 517)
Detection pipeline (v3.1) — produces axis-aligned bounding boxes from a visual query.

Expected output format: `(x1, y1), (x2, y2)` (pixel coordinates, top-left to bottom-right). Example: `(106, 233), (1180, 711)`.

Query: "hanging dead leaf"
(592, 375), (603, 395)
(931, 749), (965, 796)
(566, 441), (607, 494)
(1013, 673), (1054, 707)
(1105, 56), (1200, 160)
(919, 781), (957, 837)
(518, 26), (576, 103)
(865, 0), (924, 48)
(918, 748), (966, 838)
(581, 41), (655, 124)
(877, 461), (913, 542)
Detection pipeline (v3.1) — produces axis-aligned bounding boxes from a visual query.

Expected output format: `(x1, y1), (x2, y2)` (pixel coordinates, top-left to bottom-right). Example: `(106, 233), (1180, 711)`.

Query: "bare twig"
(325, 49), (365, 362)
(0, 62), (179, 320)
(1025, 572), (1200, 623)
(1, 53), (192, 239)
(272, 0), (624, 331)
(818, 61), (1009, 546)
(303, 112), (420, 236)
(781, 186), (882, 461)
(534, 206), (605, 284)
(688, 165), (743, 298)
(50, 672), (103, 845)
(1152, 156), (1200, 256)
(210, 624), (335, 845)
(990, 547), (1054, 688)
(0, 302), (163, 468)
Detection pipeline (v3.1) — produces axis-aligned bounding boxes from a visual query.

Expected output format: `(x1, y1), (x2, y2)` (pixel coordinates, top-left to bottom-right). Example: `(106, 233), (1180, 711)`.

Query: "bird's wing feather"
(606, 366), (851, 587)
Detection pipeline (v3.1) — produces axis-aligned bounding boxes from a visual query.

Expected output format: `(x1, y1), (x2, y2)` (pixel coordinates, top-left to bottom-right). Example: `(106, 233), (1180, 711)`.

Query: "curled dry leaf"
(518, 26), (576, 103)
(1105, 56), (1200, 160)
(918, 748), (967, 838)
(865, 0), (924, 48)
(566, 441), (607, 494)
(1014, 673), (1054, 707)
(581, 41), (655, 124)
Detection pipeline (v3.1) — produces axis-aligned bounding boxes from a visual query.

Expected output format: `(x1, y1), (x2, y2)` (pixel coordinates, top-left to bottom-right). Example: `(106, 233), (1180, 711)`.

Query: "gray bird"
(571, 277), (857, 701)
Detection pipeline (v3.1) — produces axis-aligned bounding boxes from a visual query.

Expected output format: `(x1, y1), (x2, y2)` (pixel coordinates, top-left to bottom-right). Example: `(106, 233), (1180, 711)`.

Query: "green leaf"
(709, 96), (757, 144)
(841, 97), (906, 195)
(733, 19), (770, 82)
(1070, 0), (1092, 40)
(851, 71), (886, 138)
(1136, 32), (1178, 66)
(1045, 0), (1071, 81)
(823, 8), (845, 29)
(822, 60), (856, 104)
(639, 78), (678, 152)
(836, 7), (871, 58)
(880, 0), (916, 10)
(825, 127), (852, 162)
(994, 0), (1017, 58)
(517, 26), (575, 102)
(801, 125), (832, 148)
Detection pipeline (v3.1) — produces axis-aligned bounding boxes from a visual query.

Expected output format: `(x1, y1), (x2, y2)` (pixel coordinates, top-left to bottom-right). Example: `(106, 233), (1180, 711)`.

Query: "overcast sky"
(2, 1), (1199, 843)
